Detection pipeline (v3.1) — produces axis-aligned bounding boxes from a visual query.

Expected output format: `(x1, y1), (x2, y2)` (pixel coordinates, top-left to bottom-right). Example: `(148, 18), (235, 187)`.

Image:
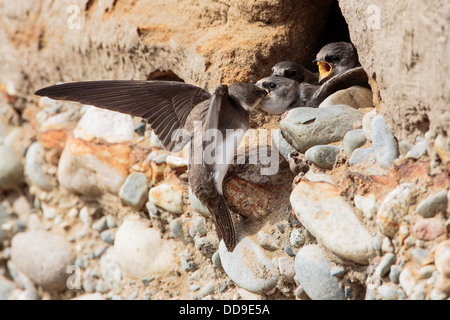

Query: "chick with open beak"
(314, 42), (361, 84)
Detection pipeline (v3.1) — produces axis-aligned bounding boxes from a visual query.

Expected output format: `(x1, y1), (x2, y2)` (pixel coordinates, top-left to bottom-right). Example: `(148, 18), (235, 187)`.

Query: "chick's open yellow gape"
(318, 61), (332, 82)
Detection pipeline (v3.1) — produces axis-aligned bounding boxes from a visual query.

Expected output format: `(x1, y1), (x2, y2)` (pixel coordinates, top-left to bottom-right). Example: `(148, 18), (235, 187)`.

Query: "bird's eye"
(288, 70), (297, 77)
(331, 55), (340, 62)
(269, 83), (277, 89)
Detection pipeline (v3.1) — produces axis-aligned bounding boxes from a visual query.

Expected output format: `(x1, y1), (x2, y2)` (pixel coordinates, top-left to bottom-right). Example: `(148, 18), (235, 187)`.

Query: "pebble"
(318, 86), (374, 109)
(271, 129), (297, 163)
(390, 265), (402, 284)
(410, 248), (430, 265)
(354, 194), (377, 220)
(376, 183), (415, 237)
(119, 172), (149, 210)
(381, 237), (394, 253)
(11, 231), (76, 290)
(377, 283), (399, 300)
(434, 240), (450, 275)
(416, 190), (448, 218)
(290, 178), (375, 264)
(114, 216), (177, 279)
(343, 129), (367, 156)
(57, 107), (136, 196)
(189, 188), (211, 217)
(375, 253), (395, 277)
(429, 288), (447, 300)
(349, 147), (374, 165)
(278, 257), (295, 284)
(361, 109), (377, 141)
(170, 218), (185, 243)
(280, 105), (364, 153)
(193, 217), (207, 236)
(284, 246), (295, 257)
(101, 229), (115, 245)
(294, 245), (345, 300)
(371, 115), (399, 169)
(100, 247), (122, 290)
(434, 133), (450, 163)
(256, 231), (278, 251)
(200, 283), (215, 297)
(212, 251), (223, 270)
(218, 237), (278, 294)
(92, 216), (108, 232)
(0, 144), (24, 189)
(166, 155), (188, 169)
(95, 280), (110, 294)
(148, 182), (184, 214)
(399, 266), (416, 297)
(24, 142), (53, 191)
(417, 265), (436, 279)
(195, 237), (218, 258)
(289, 228), (305, 247)
(406, 138), (429, 159)
(412, 218), (446, 241)
(304, 145), (340, 169)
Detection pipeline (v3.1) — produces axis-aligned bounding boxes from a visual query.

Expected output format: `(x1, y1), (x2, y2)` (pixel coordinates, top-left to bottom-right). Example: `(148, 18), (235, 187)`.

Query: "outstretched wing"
(35, 80), (211, 152)
(307, 67), (370, 108)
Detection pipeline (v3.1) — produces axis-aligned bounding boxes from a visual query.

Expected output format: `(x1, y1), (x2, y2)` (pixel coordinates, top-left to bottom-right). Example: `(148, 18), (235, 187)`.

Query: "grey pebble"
(411, 248), (430, 265)
(429, 288), (447, 300)
(416, 190), (448, 218)
(212, 251), (223, 270)
(24, 142), (53, 191)
(200, 283), (215, 297)
(349, 147), (374, 165)
(375, 253), (395, 277)
(95, 280), (110, 293)
(280, 105), (364, 153)
(289, 228), (305, 248)
(193, 217), (207, 236)
(377, 283), (399, 300)
(195, 237), (218, 258)
(170, 218), (185, 243)
(389, 265), (402, 284)
(92, 216), (108, 232)
(343, 129), (367, 155)
(284, 246), (296, 257)
(406, 138), (428, 159)
(371, 115), (399, 169)
(271, 129), (297, 163)
(100, 229), (115, 245)
(119, 172), (149, 210)
(305, 145), (340, 170)
(190, 285), (201, 292)
(294, 245), (345, 300)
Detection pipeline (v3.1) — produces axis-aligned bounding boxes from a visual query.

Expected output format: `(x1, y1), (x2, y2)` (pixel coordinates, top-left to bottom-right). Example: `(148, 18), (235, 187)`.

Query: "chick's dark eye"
(288, 70), (297, 77)
(269, 83), (277, 89)
(331, 55), (340, 62)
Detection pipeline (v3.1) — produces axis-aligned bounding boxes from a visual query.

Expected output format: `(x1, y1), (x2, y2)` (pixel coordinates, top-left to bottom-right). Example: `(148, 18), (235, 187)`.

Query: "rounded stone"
(218, 237), (278, 295)
(148, 182), (184, 214)
(114, 216), (177, 279)
(305, 145), (340, 169)
(294, 245), (345, 300)
(11, 231), (76, 290)
(343, 129), (367, 156)
(119, 172), (149, 209)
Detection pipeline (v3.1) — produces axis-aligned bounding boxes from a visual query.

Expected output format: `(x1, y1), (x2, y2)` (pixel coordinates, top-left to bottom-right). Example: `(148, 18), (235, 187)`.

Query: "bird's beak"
(264, 88), (270, 96)
(317, 61), (332, 82)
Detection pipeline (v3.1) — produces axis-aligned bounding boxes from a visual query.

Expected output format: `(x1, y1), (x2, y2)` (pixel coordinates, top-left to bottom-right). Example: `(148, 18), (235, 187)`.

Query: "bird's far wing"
(307, 67), (370, 108)
(35, 80), (212, 152)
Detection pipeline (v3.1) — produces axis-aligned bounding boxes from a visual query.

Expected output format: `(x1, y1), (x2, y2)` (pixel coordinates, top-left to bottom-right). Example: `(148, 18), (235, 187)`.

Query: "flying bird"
(35, 80), (268, 252)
